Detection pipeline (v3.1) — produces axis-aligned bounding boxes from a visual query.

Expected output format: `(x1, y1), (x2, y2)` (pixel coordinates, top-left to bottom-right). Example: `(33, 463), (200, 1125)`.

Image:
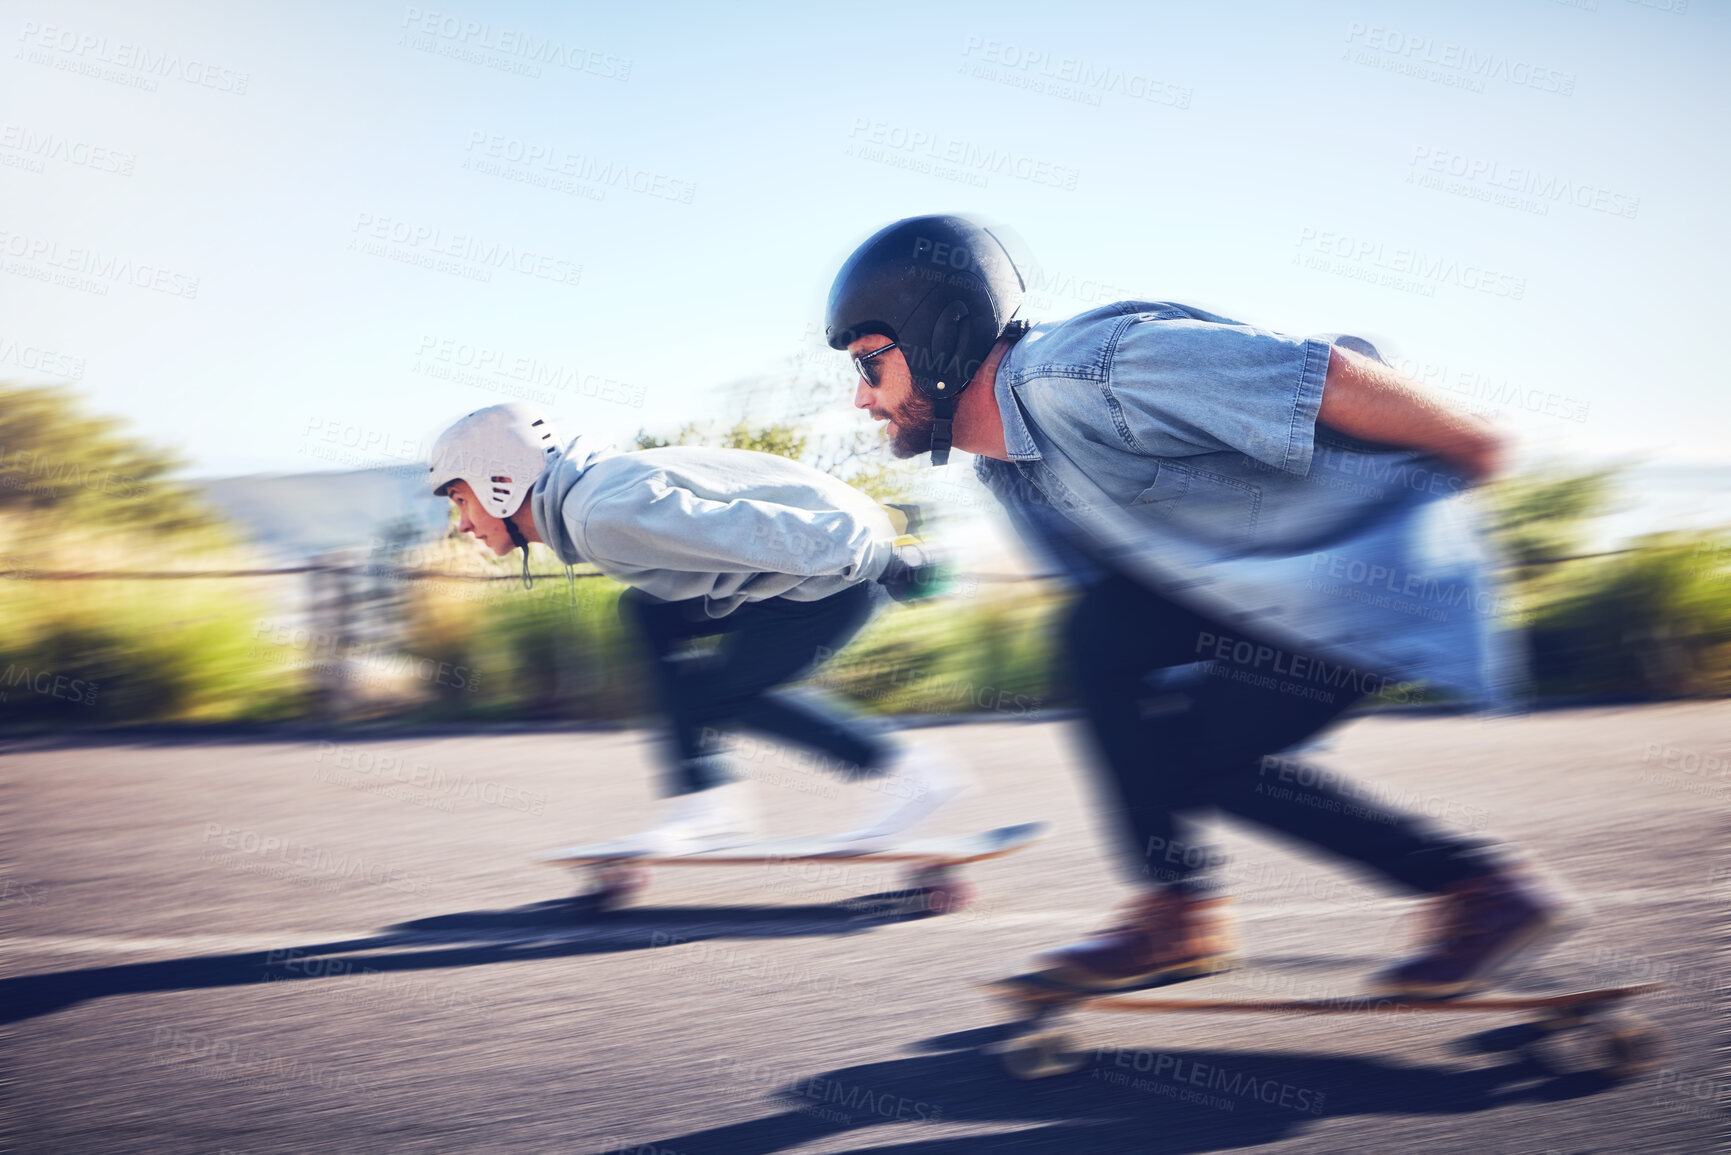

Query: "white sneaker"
(826, 746), (972, 852)
(598, 780), (759, 856)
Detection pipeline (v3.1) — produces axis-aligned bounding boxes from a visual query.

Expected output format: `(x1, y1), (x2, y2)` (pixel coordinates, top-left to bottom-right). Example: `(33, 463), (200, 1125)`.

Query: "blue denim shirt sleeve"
(1109, 317), (1333, 477)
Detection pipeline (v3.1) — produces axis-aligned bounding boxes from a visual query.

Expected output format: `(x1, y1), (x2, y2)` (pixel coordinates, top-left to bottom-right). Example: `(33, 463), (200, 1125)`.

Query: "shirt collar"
(992, 337), (1043, 462)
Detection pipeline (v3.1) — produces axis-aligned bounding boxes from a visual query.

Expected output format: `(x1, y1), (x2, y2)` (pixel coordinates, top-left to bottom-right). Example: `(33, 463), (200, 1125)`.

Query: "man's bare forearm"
(1317, 345), (1506, 481)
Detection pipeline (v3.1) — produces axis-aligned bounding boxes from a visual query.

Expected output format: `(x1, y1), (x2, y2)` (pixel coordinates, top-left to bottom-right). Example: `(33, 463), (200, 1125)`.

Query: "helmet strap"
(928, 393), (956, 468)
(925, 321), (1029, 467)
(504, 514), (532, 588)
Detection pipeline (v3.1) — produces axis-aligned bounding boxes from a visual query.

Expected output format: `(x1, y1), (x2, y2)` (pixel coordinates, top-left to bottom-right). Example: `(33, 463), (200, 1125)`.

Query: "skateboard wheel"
(587, 863), (648, 912)
(1586, 1016), (1665, 1080)
(902, 866), (973, 916)
(1003, 1030), (1084, 1080)
(1525, 1013), (1665, 1080)
(923, 879), (975, 915)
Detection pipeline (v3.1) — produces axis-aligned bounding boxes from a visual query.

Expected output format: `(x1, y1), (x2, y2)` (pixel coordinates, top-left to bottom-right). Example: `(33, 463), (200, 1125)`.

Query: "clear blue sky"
(3, 0), (1726, 483)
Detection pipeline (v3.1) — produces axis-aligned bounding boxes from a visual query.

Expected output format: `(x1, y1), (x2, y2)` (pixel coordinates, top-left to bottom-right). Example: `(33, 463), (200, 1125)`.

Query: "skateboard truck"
(897, 863), (974, 917)
(584, 862), (650, 913)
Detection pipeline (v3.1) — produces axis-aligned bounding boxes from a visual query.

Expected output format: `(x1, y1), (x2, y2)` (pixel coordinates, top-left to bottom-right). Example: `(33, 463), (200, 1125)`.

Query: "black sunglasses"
(852, 341), (899, 388)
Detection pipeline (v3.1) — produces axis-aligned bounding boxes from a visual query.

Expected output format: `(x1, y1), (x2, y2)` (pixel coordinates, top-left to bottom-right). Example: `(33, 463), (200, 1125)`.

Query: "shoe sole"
(1367, 908), (1580, 999)
(1040, 952), (1241, 994)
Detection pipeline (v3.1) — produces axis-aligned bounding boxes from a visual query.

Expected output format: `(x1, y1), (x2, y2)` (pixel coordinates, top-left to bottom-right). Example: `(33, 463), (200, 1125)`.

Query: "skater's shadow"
(628, 1026), (1618, 1155)
(2, 895), (920, 1025)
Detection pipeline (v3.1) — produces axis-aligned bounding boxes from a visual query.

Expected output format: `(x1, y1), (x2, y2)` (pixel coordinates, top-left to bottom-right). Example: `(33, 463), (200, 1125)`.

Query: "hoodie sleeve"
(580, 472), (893, 581)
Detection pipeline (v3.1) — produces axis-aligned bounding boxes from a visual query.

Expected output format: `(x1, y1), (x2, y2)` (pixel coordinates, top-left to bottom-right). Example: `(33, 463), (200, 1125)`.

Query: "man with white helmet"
(426, 402), (966, 854)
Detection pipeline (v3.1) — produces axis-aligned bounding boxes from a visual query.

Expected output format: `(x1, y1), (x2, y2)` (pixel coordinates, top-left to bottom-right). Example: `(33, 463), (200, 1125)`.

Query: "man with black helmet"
(426, 402), (969, 855)
(826, 215), (1571, 997)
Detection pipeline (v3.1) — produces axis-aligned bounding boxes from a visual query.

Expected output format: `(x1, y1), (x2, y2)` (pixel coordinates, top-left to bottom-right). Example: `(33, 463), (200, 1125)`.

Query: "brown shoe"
(1370, 867), (1575, 998)
(1037, 890), (1238, 991)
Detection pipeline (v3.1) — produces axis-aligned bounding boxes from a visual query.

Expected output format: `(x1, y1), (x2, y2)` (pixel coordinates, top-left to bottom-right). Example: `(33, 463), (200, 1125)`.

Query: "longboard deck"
(986, 967), (1670, 1081)
(540, 821), (1047, 868)
(982, 970), (1663, 1014)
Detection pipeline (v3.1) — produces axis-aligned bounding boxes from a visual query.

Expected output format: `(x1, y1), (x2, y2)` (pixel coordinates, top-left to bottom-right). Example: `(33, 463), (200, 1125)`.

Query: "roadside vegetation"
(3, 380), (1727, 729)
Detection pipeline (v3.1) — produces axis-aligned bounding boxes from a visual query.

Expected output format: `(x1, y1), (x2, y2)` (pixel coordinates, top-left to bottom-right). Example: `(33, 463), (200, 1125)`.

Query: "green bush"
(1524, 532), (1731, 699)
(0, 578), (304, 725)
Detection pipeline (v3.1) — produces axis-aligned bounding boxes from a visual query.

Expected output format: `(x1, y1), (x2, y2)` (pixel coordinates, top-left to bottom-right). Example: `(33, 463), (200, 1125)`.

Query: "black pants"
(1067, 574), (1494, 896)
(622, 583), (891, 795)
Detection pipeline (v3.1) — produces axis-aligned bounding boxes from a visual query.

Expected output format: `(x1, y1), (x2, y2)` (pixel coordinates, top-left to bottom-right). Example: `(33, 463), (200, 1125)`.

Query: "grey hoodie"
(528, 438), (896, 617)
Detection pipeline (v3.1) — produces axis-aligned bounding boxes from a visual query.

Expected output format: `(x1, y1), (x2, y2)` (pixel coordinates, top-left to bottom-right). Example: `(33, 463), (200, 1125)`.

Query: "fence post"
(307, 556), (354, 723)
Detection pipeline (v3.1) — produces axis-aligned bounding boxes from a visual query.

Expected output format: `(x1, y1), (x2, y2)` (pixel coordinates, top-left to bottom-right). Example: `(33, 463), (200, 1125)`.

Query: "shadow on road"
(631, 1025), (1620, 1155)
(3, 896), (920, 1024)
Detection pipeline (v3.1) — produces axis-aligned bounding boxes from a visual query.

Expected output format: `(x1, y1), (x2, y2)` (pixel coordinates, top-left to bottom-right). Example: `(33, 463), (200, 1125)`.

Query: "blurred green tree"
(1484, 461), (1623, 567)
(0, 381), (213, 534)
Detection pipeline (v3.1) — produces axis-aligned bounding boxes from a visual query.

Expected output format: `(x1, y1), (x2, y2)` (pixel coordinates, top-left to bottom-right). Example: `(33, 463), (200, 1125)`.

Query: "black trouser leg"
(1066, 575), (1492, 895)
(622, 584), (891, 794)
(1065, 576), (1221, 889)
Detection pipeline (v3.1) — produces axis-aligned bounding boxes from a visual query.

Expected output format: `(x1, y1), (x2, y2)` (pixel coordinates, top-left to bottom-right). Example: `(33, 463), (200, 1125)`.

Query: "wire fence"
(1, 550), (1637, 583)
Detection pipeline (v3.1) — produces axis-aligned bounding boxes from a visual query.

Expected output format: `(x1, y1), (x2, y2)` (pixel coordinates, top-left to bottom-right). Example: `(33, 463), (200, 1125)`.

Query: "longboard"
(980, 968), (1666, 1081)
(540, 821), (1047, 914)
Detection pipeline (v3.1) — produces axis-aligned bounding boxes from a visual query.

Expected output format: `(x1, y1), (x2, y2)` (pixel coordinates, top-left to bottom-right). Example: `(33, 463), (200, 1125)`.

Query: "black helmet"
(826, 215), (1026, 465)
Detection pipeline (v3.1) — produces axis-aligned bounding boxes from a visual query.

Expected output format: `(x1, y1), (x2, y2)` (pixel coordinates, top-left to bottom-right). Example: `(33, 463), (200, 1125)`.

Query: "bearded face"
(882, 386), (938, 459)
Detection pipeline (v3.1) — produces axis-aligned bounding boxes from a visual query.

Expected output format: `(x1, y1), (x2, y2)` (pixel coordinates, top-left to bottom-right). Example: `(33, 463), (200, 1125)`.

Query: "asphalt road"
(4, 703), (1726, 1153)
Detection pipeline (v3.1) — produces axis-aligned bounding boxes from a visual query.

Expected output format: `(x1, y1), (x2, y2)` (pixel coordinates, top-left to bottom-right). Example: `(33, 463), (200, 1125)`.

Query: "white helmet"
(427, 403), (562, 519)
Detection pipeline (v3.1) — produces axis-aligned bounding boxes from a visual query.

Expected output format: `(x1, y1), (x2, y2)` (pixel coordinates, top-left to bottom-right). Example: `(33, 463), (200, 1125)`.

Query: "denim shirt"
(974, 301), (1524, 708)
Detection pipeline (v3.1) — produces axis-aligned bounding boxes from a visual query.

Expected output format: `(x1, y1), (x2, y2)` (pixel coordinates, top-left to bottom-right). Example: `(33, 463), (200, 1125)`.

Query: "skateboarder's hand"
(878, 539), (951, 603)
